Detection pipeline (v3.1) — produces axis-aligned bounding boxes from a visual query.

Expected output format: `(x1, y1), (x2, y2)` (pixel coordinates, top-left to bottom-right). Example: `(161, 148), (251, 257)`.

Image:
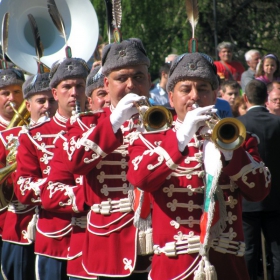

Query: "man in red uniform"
(63, 38), (152, 279)
(14, 58), (89, 280)
(0, 72), (58, 280)
(214, 41), (245, 82)
(40, 65), (109, 280)
(86, 65), (110, 111)
(0, 68), (25, 280)
(126, 52), (271, 280)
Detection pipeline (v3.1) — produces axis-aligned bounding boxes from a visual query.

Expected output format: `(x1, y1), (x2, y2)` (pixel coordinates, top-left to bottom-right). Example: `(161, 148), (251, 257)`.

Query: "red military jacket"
(14, 112), (72, 259)
(0, 126), (38, 244)
(0, 115), (9, 236)
(40, 130), (96, 279)
(126, 118), (271, 280)
(64, 107), (151, 277)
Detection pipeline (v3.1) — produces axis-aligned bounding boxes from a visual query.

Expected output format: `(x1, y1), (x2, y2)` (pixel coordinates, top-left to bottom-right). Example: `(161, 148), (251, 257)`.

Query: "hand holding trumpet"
(176, 105), (217, 152)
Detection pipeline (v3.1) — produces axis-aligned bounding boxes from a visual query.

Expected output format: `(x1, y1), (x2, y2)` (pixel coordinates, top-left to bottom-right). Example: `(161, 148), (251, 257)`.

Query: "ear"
(243, 94), (249, 105)
(25, 100), (31, 112)
(88, 97), (93, 107)
(52, 88), (58, 101)
(104, 76), (109, 90)
(168, 91), (175, 108)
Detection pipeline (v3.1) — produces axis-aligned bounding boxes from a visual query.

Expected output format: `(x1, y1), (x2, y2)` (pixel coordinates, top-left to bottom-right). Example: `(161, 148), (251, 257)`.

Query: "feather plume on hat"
(186, 0), (199, 53)
(47, 0), (71, 58)
(1, 12), (10, 69)
(112, 0), (123, 43)
(27, 14), (50, 74)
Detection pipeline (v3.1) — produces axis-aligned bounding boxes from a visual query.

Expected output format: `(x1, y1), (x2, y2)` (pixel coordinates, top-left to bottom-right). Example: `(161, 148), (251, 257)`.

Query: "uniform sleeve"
(127, 129), (187, 192)
(40, 137), (85, 213)
(13, 131), (43, 205)
(223, 134), (271, 201)
(65, 114), (123, 175)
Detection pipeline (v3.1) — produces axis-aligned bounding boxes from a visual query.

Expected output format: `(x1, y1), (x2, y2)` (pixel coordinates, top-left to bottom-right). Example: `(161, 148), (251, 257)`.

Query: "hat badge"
(2, 75), (8, 81)
(187, 62), (197, 71)
(67, 65), (74, 71)
(119, 50), (126, 57)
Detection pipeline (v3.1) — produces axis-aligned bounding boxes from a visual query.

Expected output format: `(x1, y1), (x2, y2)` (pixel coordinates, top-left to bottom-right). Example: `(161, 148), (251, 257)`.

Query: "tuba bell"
(201, 109), (246, 150)
(0, 0), (99, 74)
(134, 97), (173, 131)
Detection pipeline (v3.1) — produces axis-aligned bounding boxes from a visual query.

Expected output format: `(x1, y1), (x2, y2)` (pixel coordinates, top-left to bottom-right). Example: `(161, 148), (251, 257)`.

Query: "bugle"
(134, 97), (173, 131)
(200, 108), (246, 151)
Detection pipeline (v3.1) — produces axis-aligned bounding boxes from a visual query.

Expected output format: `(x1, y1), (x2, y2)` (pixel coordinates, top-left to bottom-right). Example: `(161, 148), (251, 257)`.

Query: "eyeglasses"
(269, 98), (280, 103)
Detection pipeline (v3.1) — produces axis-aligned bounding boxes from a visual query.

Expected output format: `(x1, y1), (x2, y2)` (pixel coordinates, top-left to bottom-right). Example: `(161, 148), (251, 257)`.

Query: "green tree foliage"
(90, 0), (280, 80)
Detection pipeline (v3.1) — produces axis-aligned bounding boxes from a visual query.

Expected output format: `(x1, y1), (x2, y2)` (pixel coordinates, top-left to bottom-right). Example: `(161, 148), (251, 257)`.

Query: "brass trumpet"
(134, 98), (173, 131)
(201, 109), (246, 150)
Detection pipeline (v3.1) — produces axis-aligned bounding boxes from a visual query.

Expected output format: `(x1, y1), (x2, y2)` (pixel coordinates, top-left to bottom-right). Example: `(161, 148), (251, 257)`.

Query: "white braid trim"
(153, 146), (178, 170)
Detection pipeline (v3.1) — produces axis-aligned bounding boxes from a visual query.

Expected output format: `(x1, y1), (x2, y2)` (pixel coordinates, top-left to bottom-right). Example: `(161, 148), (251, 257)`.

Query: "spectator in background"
(220, 80), (242, 107)
(255, 53), (280, 85)
(238, 80), (280, 280)
(241, 49), (261, 92)
(214, 41), (245, 82)
(266, 81), (280, 116)
(149, 63), (171, 107)
(232, 95), (247, 117)
(165, 53), (178, 64)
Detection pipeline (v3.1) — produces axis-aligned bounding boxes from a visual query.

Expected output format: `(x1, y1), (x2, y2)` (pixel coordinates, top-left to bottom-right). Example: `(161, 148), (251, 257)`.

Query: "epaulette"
(246, 131), (260, 144)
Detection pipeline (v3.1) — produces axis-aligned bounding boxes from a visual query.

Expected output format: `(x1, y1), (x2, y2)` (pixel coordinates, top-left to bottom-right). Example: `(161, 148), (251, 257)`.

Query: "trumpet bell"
(211, 117), (246, 150)
(143, 106), (173, 131)
(0, 0), (99, 74)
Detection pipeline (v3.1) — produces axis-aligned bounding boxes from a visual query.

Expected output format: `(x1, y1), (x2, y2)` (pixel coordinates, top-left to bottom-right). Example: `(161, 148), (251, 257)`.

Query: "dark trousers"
(243, 211), (280, 280)
(36, 254), (68, 280)
(1, 241), (35, 280)
(99, 273), (148, 280)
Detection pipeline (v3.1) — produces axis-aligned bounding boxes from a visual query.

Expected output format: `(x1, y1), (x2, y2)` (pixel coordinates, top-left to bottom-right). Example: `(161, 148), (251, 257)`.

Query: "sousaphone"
(0, 0), (99, 74)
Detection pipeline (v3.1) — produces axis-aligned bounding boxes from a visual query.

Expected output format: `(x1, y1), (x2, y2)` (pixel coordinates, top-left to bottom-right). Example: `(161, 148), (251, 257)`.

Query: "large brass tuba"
(0, 101), (30, 208)
(201, 110), (246, 151)
(134, 98), (173, 131)
(0, 0), (99, 74)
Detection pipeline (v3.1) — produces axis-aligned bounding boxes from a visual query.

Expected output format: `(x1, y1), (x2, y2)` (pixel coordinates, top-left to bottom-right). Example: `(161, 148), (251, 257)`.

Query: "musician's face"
(88, 86), (110, 111)
(169, 79), (217, 121)
(52, 78), (86, 118)
(104, 65), (151, 107)
(26, 91), (57, 123)
(0, 84), (24, 121)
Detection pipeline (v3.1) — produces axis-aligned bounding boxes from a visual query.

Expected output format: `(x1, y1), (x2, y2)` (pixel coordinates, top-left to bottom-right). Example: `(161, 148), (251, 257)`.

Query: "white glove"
(220, 149), (233, 161)
(176, 105), (216, 152)
(110, 93), (145, 133)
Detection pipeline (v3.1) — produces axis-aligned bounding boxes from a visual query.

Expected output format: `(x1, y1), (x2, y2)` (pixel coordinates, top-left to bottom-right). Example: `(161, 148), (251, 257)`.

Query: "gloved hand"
(176, 105), (216, 152)
(220, 149), (233, 161)
(110, 93), (145, 133)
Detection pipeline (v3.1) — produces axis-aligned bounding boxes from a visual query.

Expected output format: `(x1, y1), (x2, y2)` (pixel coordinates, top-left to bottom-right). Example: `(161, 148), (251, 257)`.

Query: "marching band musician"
(0, 68), (25, 280)
(63, 38), (152, 279)
(1, 72), (57, 280)
(39, 66), (109, 280)
(24, 73), (58, 125)
(126, 52), (271, 280)
(14, 58), (89, 280)
(86, 65), (110, 111)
